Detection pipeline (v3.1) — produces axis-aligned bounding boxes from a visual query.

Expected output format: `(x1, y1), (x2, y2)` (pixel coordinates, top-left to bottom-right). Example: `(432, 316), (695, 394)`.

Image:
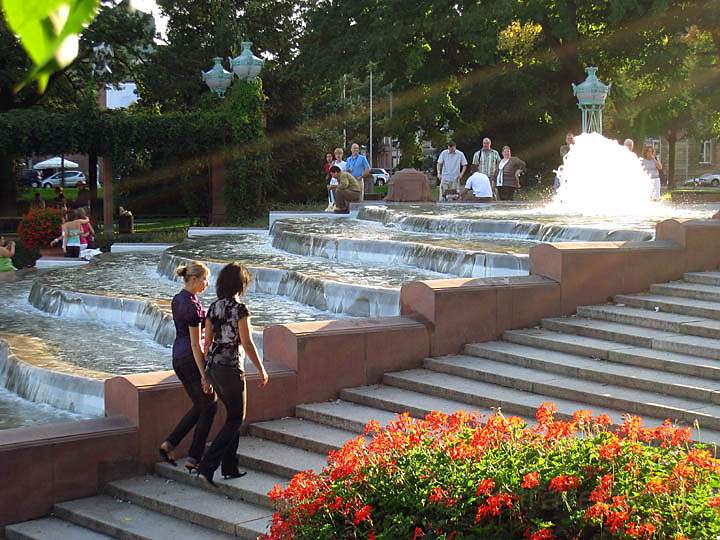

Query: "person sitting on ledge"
(0, 237), (16, 272)
(460, 171), (494, 203)
(328, 165), (361, 214)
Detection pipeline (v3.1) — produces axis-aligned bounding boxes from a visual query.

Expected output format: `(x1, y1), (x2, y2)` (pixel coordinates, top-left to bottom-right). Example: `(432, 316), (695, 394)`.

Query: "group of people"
(50, 208), (97, 258)
(322, 144), (371, 213)
(437, 138), (526, 202)
(158, 260), (268, 486)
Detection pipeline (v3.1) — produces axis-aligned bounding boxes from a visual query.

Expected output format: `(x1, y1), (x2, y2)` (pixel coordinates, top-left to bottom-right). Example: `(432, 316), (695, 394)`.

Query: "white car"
(370, 168), (390, 186)
(686, 173), (720, 187)
(42, 170), (87, 188)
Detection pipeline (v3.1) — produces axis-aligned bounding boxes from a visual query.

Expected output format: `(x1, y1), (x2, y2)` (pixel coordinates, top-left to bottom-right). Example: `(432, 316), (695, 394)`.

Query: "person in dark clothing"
(197, 262), (268, 486)
(159, 261), (217, 472)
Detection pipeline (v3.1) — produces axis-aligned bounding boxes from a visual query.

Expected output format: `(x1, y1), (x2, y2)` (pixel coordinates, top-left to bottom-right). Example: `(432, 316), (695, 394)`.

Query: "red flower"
(536, 402), (558, 426)
(353, 504), (372, 525)
(528, 528), (556, 540)
(598, 439), (622, 460)
(474, 493), (514, 522)
(521, 472), (540, 489)
(548, 475), (581, 493)
(709, 496), (720, 507)
(411, 527), (424, 540)
(476, 478), (496, 496)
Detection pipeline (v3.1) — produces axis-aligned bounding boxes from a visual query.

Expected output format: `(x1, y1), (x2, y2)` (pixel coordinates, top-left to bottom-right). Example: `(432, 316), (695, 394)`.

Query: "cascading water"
(551, 132), (656, 215)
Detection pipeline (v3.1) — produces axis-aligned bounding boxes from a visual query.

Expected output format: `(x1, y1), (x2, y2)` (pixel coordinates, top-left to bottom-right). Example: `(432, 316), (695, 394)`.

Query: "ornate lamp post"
(201, 57), (233, 97)
(202, 42), (264, 97)
(572, 67), (611, 135)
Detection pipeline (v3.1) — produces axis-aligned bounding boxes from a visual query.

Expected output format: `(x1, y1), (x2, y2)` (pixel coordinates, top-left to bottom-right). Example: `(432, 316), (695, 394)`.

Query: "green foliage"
(2, 0), (100, 92)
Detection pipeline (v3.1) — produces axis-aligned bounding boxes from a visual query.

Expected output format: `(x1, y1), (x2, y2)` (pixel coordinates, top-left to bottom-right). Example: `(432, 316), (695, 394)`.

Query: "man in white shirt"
(436, 141), (467, 202)
(460, 171), (493, 202)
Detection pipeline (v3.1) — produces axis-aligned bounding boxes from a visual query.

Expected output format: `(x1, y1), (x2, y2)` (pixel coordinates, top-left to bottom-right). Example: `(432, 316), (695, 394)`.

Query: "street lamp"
(202, 42), (264, 97)
(572, 67), (611, 135)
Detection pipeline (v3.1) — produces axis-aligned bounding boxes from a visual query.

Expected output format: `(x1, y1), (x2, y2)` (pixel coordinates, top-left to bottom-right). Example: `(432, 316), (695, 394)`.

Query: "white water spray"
(550, 132), (656, 215)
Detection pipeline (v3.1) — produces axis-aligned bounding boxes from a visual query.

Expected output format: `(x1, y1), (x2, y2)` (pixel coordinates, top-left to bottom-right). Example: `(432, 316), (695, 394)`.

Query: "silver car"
(42, 170), (87, 188)
(686, 173), (720, 187)
(370, 168), (390, 186)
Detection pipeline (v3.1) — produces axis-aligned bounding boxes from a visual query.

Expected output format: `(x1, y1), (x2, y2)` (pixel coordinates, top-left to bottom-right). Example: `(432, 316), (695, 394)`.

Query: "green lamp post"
(572, 67), (611, 135)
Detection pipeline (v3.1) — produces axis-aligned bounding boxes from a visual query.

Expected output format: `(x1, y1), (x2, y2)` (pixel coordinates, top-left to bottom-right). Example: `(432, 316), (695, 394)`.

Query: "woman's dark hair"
(216, 262), (253, 299)
(329, 165), (341, 173)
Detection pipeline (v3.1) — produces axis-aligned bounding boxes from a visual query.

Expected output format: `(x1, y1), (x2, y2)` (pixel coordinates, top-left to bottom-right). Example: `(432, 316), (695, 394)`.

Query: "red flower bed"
(265, 405), (720, 539)
(17, 207), (62, 250)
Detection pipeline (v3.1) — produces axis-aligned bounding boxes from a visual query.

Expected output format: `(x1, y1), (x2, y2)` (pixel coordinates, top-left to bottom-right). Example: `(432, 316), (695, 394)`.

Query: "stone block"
(656, 218), (720, 272)
(384, 169), (434, 202)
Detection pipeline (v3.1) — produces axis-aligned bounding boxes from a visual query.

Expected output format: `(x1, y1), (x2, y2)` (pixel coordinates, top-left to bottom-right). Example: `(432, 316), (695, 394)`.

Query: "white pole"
(342, 75), (347, 149)
(369, 67), (373, 166)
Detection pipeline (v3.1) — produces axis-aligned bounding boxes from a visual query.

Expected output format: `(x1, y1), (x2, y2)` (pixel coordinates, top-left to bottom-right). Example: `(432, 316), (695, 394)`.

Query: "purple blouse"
(171, 289), (206, 360)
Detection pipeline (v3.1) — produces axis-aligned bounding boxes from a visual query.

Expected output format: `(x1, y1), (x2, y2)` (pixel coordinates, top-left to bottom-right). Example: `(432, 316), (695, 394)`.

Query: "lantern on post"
(229, 42), (264, 82)
(572, 67), (611, 135)
(202, 57), (233, 97)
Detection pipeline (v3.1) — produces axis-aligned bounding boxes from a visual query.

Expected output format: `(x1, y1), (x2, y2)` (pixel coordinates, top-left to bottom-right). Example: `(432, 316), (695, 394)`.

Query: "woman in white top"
(641, 145), (662, 200)
(331, 147), (347, 172)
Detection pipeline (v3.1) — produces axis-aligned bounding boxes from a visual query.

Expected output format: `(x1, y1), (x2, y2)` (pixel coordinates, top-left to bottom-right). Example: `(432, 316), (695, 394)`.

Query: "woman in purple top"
(159, 261), (217, 471)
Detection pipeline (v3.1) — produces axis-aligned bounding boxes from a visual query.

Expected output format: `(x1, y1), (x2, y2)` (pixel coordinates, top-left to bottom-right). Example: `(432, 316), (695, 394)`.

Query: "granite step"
(416, 357), (720, 430)
(541, 317), (720, 360)
(155, 459), (284, 507)
(577, 304), (720, 339)
(5, 518), (112, 540)
(235, 436), (327, 478)
(104, 475), (271, 539)
(651, 281), (720, 302)
(249, 417), (361, 454)
(685, 272), (720, 287)
(462, 342), (720, 403)
(53, 495), (238, 540)
(616, 293), (720, 320)
(503, 328), (720, 380)
(296, 400), (399, 433)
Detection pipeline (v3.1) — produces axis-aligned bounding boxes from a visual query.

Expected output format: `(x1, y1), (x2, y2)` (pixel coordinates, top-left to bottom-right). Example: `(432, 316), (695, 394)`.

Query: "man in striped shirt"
(471, 138), (501, 184)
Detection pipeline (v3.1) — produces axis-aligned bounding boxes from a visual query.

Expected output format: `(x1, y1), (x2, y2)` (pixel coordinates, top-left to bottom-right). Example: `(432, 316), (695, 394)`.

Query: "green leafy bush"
(266, 405), (720, 540)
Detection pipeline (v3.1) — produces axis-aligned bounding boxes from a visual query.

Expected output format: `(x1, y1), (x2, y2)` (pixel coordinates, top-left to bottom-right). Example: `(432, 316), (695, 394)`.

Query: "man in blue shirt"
(345, 143), (371, 199)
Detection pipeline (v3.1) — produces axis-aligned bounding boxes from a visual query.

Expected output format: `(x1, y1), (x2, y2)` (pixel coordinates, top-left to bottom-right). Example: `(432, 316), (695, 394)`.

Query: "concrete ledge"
(656, 218), (720, 272)
(187, 227), (269, 237)
(268, 211), (357, 229)
(264, 317), (430, 404)
(110, 243), (175, 253)
(400, 276), (560, 356)
(0, 416), (139, 526)
(35, 257), (89, 269)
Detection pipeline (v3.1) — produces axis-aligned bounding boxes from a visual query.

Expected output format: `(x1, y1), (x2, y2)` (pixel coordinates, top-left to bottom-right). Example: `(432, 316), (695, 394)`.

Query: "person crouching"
(328, 165), (362, 214)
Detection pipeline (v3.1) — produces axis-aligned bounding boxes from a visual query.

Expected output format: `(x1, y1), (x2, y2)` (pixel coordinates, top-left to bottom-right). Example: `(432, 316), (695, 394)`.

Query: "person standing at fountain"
(197, 262), (268, 486)
(554, 132), (575, 192)
(61, 210), (91, 258)
(328, 165), (362, 213)
(346, 143), (371, 199)
(471, 138), (501, 185)
(624, 139), (635, 153)
(496, 145), (526, 201)
(159, 261), (218, 472)
(331, 147), (347, 172)
(641, 145), (663, 200)
(324, 152), (336, 211)
(437, 141), (468, 201)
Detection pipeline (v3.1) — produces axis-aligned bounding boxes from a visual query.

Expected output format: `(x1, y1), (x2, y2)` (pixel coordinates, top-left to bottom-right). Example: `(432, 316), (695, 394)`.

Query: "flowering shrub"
(17, 207), (62, 250)
(265, 405), (720, 539)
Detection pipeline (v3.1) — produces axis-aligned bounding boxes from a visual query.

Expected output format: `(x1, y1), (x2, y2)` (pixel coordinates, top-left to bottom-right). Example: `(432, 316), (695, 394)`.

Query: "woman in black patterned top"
(197, 262), (268, 485)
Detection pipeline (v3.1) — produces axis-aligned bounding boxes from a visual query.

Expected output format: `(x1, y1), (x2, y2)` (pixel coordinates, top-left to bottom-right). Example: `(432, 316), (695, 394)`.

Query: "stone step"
(616, 293), (720, 320)
(340, 384), (501, 419)
(651, 281), (720, 302)
(577, 304), (720, 339)
(296, 400), (399, 433)
(104, 475), (271, 539)
(685, 272), (720, 286)
(503, 328), (720, 380)
(53, 495), (238, 540)
(155, 459), (284, 508)
(541, 317), (720, 360)
(249, 417), (360, 454)
(5, 518), (112, 540)
(235, 436), (327, 478)
(383, 368), (642, 426)
(463, 342), (720, 403)
(418, 356), (720, 431)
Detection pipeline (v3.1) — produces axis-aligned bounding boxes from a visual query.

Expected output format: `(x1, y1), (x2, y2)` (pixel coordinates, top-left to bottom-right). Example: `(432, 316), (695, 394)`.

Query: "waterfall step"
(234, 436), (327, 477)
(53, 495), (238, 540)
(154, 460), (285, 507)
(104, 475), (272, 538)
(685, 272), (720, 286)
(616, 293), (720, 320)
(249, 417), (363, 454)
(577, 304), (720, 338)
(462, 342), (720, 401)
(650, 281), (720, 302)
(296, 400), (399, 433)
(5, 517), (112, 540)
(540, 317), (720, 359)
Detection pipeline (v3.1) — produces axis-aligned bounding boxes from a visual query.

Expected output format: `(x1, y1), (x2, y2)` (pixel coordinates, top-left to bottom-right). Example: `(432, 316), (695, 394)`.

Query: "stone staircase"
(8, 270), (720, 539)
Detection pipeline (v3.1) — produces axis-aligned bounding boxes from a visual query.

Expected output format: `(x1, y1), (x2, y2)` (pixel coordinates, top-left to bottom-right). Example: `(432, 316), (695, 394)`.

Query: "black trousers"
(497, 186), (516, 201)
(201, 365), (246, 475)
(165, 355), (217, 462)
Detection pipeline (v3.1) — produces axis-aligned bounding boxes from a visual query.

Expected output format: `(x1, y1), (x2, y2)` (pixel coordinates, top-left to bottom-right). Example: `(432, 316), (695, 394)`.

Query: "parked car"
(17, 169), (43, 188)
(370, 168), (390, 186)
(685, 173), (720, 187)
(41, 170), (87, 188)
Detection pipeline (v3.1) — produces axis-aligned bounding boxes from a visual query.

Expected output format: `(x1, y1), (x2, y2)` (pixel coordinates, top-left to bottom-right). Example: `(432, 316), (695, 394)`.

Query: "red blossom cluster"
(263, 404), (720, 540)
(17, 208), (62, 250)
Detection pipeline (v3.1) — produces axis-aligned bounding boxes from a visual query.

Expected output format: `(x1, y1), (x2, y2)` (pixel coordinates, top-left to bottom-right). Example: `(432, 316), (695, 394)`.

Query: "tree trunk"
(88, 153), (100, 222)
(666, 130), (677, 190)
(0, 155), (17, 217)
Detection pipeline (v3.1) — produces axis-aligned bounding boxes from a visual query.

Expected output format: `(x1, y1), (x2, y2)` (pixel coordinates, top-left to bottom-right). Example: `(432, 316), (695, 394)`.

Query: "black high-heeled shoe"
(185, 459), (199, 474)
(158, 446), (177, 467)
(222, 469), (247, 480)
(194, 468), (217, 487)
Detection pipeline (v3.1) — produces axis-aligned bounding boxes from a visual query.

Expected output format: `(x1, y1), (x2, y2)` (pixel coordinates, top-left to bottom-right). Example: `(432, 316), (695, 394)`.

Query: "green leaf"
(2, 0), (100, 92)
